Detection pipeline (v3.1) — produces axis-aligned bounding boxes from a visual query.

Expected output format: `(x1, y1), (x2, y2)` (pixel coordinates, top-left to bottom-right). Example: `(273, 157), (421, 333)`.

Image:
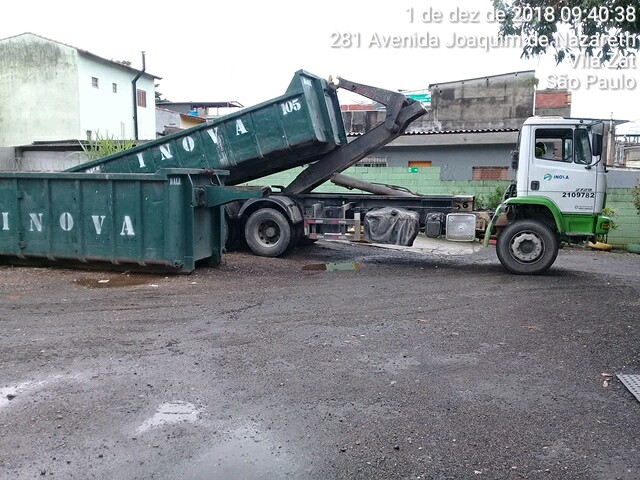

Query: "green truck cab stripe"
(483, 197), (564, 247)
(483, 196), (610, 247)
(504, 197), (566, 231)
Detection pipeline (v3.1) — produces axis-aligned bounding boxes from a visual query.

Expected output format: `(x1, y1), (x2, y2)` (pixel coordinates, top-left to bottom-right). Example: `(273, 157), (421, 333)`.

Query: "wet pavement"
(0, 239), (639, 479)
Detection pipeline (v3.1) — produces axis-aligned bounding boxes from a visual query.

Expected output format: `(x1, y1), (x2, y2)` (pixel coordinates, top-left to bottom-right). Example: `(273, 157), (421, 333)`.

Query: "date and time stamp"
(330, 5), (639, 91)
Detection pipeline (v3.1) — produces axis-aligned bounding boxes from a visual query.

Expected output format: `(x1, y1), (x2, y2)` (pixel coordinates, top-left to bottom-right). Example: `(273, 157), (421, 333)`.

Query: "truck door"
(527, 127), (597, 214)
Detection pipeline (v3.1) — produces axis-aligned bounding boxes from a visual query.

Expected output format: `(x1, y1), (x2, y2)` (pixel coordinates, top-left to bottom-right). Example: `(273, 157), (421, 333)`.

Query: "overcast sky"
(4, 0), (639, 122)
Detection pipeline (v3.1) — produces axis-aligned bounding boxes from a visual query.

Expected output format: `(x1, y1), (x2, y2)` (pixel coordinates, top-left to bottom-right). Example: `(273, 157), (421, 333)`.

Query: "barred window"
(356, 156), (387, 167)
(472, 166), (510, 180)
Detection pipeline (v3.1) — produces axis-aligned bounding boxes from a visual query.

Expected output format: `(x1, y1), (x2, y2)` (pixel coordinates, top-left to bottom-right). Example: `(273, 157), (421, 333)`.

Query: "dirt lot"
(0, 240), (639, 480)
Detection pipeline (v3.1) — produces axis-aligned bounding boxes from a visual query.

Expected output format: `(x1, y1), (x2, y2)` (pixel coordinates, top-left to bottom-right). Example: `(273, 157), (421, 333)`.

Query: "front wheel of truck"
(245, 208), (292, 257)
(496, 220), (559, 275)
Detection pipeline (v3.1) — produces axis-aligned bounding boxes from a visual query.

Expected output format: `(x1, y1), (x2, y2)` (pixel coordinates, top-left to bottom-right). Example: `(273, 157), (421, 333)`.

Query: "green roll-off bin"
(67, 70), (348, 185)
(0, 169), (260, 272)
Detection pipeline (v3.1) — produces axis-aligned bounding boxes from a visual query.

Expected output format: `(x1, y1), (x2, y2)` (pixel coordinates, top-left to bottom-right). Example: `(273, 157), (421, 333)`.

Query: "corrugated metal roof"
(157, 101), (244, 109)
(347, 127), (519, 136)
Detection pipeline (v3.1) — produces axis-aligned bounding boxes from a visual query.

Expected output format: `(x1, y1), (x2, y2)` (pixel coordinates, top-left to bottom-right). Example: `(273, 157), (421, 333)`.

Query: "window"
(472, 166), (510, 180)
(356, 156), (387, 167)
(91, 77), (99, 88)
(534, 128), (573, 163)
(137, 89), (147, 108)
(408, 161), (432, 168)
(574, 129), (592, 165)
(112, 83), (118, 93)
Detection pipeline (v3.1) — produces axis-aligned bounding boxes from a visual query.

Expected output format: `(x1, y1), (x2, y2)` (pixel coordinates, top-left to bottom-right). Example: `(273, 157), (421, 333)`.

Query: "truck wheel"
(223, 213), (234, 251)
(244, 208), (292, 257)
(496, 220), (558, 275)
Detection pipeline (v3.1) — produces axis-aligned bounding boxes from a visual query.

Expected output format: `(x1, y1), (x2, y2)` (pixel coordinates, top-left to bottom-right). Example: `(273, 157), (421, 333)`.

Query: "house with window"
(155, 101), (243, 137)
(0, 33), (159, 148)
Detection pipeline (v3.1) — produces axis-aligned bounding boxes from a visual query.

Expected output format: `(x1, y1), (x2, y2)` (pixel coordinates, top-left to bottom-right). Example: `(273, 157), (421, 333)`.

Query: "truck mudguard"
(484, 196), (565, 247)
(238, 195), (304, 224)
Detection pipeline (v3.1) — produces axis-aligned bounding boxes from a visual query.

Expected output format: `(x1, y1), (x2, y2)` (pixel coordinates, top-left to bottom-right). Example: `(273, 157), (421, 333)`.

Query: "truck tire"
(244, 208), (292, 257)
(223, 213), (233, 250)
(496, 220), (559, 275)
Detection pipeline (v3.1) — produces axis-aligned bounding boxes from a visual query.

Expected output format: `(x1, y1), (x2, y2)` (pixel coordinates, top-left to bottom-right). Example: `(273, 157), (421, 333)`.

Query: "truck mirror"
(592, 133), (603, 156)
(510, 150), (519, 170)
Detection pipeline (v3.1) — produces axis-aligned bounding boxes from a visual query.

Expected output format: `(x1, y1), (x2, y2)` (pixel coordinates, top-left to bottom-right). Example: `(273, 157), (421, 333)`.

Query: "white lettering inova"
(206, 127), (221, 144)
(235, 119), (248, 135)
(159, 144), (173, 161)
(120, 216), (135, 236)
(59, 212), (74, 232)
(29, 213), (43, 232)
(137, 152), (146, 168)
(91, 215), (106, 234)
(182, 137), (195, 152)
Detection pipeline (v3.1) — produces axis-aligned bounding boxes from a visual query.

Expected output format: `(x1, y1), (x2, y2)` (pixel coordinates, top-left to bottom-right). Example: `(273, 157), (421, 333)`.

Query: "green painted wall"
(603, 189), (640, 246)
(244, 166), (640, 247)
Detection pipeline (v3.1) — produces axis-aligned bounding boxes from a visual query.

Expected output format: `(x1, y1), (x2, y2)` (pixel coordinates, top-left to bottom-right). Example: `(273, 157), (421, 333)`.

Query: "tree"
(155, 83), (168, 103)
(493, 0), (640, 64)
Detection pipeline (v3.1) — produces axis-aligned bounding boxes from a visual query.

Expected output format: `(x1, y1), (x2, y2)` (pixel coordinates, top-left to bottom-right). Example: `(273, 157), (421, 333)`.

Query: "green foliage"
(81, 132), (136, 161)
(601, 207), (619, 230)
(476, 185), (508, 211)
(633, 180), (640, 215)
(599, 206), (619, 242)
(493, 0), (640, 65)
(155, 83), (168, 103)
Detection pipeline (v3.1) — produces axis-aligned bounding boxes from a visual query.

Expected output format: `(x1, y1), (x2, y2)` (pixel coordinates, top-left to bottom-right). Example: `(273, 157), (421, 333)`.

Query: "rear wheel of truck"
(496, 220), (558, 275)
(245, 208), (292, 257)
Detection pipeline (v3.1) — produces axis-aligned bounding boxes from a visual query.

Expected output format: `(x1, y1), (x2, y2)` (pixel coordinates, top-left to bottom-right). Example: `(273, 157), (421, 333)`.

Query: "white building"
(0, 33), (159, 147)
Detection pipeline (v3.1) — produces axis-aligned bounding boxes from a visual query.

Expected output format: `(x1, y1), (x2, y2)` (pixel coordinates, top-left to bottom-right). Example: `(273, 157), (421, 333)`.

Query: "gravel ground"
(0, 240), (638, 480)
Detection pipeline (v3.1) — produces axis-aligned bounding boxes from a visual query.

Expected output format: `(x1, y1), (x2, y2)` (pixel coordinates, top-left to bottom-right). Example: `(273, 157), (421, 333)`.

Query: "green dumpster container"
(67, 70), (348, 185)
(0, 169), (260, 273)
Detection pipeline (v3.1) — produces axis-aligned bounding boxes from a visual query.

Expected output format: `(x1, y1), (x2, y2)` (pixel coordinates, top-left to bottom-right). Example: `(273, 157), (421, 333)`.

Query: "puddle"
(74, 275), (155, 288)
(302, 261), (362, 272)
(0, 374), (76, 411)
(180, 424), (297, 480)
(0, 383), (30, 410)
(136, 402), (200, 434)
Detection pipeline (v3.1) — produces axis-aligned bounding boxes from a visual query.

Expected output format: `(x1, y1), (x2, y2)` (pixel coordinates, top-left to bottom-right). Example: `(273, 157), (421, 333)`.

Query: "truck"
(66, 70), (610, 275)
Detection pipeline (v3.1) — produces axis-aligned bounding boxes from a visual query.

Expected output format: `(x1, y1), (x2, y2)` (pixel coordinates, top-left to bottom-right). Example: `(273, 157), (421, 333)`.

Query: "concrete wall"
(420, 71), (536, 131)
(243, 166), (640, 246)
(156, 109), (181, 135)
(14, 150), (86, 171)
(379, 143), (515, 180)
(342, 130), (520, 180)
(0, 34), (80, 146)
(0, 147), (15, 170)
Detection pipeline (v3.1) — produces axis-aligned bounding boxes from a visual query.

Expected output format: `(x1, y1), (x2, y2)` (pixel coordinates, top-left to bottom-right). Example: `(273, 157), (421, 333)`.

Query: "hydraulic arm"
(283, 77), (427, 195)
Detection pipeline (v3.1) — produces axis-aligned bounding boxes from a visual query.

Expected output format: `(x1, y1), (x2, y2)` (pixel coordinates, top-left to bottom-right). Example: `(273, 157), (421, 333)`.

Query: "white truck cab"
(488, 117), (611, 274)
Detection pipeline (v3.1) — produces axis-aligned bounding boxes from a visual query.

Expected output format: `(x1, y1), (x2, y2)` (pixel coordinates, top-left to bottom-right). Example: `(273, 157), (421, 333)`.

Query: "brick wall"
(535, 90), (571, 117)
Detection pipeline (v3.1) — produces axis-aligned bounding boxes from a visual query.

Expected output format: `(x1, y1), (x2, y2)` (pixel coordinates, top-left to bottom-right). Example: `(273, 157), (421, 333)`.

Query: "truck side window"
(534, 129), (573, 163)
(574, 129), (592, 165)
